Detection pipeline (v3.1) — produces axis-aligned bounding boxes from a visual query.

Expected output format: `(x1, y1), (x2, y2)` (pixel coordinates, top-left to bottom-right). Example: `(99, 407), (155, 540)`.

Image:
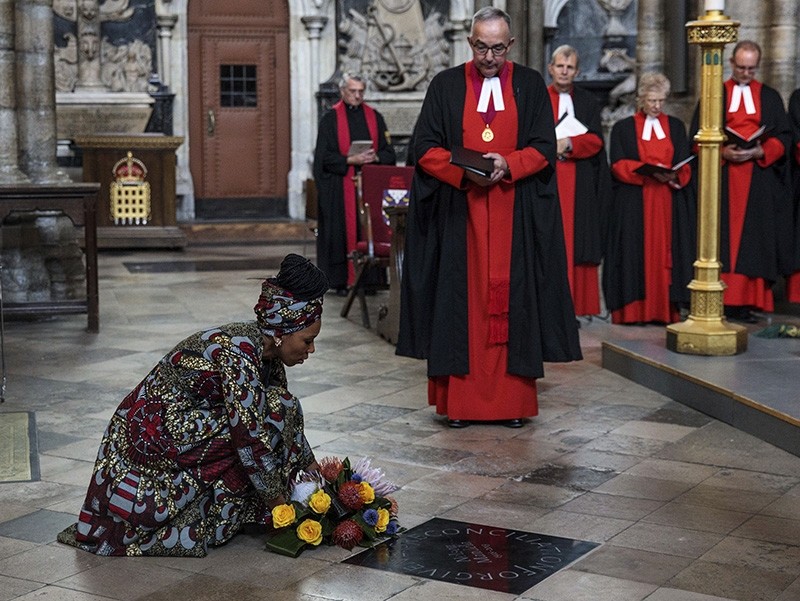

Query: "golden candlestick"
(665, 8), (747, 355)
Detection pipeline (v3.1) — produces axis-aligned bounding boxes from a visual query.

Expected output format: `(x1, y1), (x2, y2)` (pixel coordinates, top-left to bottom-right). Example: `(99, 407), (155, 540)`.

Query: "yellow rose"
(358, 482), (375, 504)
(296, 519), (323, 545)
(308, 489), (331, 515)
(375, 508), (390, 533)
(271, 503), (296, 528)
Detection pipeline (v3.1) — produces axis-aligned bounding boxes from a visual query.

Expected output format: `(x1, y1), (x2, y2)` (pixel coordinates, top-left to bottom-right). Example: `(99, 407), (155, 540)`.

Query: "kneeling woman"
(58, 254), (327, 557)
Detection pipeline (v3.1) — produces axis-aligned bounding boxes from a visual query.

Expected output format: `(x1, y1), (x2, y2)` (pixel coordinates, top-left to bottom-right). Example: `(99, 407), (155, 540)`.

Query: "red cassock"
(547, 85), (602, 315)
(419, 62), (548, 422)
(722, 79), (778, 311)
(610, 111), (691, 324)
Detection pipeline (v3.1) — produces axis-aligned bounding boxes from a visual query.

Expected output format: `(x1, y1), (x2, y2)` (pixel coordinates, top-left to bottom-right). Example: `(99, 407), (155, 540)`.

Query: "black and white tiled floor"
(0, 243), (798, 601)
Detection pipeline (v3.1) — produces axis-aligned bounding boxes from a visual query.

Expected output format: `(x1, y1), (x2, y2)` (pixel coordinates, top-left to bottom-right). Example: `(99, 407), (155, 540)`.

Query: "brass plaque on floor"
(344, 517), (598, 594)
(0, 412), (39, 482)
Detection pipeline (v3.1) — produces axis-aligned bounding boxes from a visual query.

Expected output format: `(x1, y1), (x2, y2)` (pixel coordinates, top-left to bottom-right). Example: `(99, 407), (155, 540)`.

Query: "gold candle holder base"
(667, 10), (746, 356)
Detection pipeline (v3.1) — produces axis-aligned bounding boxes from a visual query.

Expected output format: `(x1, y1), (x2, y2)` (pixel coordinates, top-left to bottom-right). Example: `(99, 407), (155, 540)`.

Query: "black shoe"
(447, 419), (470, 428)
(504, 419), (524, 428)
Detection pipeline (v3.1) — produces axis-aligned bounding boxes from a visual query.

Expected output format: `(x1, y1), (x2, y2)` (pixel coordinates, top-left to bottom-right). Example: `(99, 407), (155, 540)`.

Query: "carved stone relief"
(53, 0), (155, 94)
(337, 0), (449, 93)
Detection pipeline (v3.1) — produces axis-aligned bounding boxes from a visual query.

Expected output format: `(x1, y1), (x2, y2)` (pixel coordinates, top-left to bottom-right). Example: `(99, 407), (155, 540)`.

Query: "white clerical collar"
(477, 76), (505, 113)
(729, 83), (756, 114)
(557, 92), (574, 120)
(642, 115), (666, 141)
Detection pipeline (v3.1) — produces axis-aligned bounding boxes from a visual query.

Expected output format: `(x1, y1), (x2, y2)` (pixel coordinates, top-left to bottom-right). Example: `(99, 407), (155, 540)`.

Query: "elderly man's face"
(340, 79), (366, 108)
(469, 18), (514, 79)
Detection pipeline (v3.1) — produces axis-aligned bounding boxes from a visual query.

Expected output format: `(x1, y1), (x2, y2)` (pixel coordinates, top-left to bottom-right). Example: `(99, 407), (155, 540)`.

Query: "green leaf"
(265, 528), (308, 558)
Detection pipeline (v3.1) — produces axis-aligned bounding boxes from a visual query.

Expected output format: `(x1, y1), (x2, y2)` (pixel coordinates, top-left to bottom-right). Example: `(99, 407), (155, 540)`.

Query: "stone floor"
(0, 242), (799, 601)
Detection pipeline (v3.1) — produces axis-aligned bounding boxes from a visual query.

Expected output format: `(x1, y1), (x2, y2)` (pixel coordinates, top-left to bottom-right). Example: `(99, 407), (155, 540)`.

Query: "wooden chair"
(340, 164), (412, 328)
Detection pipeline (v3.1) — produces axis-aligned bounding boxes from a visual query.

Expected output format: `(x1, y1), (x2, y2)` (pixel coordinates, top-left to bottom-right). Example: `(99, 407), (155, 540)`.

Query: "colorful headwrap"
(254, 277), (324, 337)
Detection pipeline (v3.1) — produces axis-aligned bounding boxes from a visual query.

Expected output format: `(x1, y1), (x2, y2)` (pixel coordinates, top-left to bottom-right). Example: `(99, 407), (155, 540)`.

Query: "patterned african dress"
(57, 321), (315, 557)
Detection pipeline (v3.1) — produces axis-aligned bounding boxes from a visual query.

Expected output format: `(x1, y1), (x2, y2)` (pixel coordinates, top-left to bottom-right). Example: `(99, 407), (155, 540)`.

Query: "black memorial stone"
(344, 517), (599, 595)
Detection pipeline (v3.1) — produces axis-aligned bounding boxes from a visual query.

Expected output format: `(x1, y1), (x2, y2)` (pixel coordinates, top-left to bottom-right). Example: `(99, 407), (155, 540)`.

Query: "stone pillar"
(526, 1), (544, 75)
(0, 0), (28, 182)
(15, 0), (68, 183)
(637, 0), (664, 75)
(767, 0), (798, 102)
(157, 13), (178, 87)
(301, 14), (328, 112)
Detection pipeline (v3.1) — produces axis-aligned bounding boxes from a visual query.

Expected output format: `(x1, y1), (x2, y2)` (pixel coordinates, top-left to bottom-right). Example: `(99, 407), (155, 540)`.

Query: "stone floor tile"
(481, 480), (583, 509)
(700, 469), (799, 495)
(608, 523), (724, 558)
(570, 544), (693, 585)
(667, 560), (796, 601)
(641, 502), (751, 534)
(673, 485), (779, 514)
(0, 574), (41, 601)
(56, 561), (194, 600)
(610, 421), (698, 443)
(622, 459), (719, 484)
(774, 575), (800, 601)
(0, 544), (110, 584)
(592, 474), (694, 502)
(760, 484), (800, 520)
(559, 492), (664, 521)
(386, 579), (515, 600)
(401, 470), (507, 498)
(528, 509), (633, 543)
(700, 536), (800, 576)
(731, 515), (800, 546)
(643, 589), (741, 601)
(11, 586), (123, 601)
(283, 562), (421, 601)
(522, 569), (658, 601)
(0, 536), (37, 561)
(582, 433), (672, 458)
(439, 499), (550, 530)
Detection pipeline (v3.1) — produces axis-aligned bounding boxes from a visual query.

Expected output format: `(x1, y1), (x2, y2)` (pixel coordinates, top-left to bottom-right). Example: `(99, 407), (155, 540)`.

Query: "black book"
(634, 155), (696, 177)
(450, 146), (494, 178)
(724, 125), (771, 149)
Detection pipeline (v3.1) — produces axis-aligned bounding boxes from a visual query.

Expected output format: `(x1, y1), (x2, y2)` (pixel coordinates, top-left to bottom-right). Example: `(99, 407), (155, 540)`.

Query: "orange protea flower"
(318, 456), (344, 483)
(387, 496), (399, 516)
(331, 519), (364, 550)
(337, 480), (365, 510)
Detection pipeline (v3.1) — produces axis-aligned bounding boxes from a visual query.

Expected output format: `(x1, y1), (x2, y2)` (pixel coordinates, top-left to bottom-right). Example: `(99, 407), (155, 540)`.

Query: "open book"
(348, 140), (373, 156)
(450, 146), (494, 177)
(634, 155), (696, 177)
(724, 125), (771, 149)
(555, 113), (589, 139)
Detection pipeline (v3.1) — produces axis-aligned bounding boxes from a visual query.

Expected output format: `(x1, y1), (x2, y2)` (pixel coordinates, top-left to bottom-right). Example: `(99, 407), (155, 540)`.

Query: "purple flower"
(386, 520), (399, 535)
(362, 508), (379, 526)
(350, 473), (363, 483)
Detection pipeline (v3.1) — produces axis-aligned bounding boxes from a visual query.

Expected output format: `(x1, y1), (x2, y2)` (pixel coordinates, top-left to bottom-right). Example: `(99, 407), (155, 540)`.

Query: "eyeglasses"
(470, 39), (511, 57)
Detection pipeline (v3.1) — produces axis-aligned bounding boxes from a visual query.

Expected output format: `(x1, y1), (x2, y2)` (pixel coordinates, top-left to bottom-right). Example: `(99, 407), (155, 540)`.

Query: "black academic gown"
(690, 83), (791, 281)
(396, 63), (582, 380)
(603, 114), (697, 312)
(312, 104), (396, 288)
(568, 86), (611, 265)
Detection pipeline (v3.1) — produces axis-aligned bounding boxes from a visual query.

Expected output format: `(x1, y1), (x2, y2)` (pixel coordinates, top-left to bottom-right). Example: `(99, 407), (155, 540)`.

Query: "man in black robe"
(396, 7), (581, 428)
(313, 74), (396, 294)
(689, 40), (790, 322)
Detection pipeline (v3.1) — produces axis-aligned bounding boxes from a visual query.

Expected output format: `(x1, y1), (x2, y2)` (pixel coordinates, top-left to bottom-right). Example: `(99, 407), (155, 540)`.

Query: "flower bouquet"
(265, 456), (401, 557)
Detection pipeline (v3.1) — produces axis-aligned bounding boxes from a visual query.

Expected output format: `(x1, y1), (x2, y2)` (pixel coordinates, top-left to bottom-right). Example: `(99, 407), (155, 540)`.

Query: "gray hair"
(339, 73), (366, 90)
(636, 72), (671, 110)
(470, 7), (511, 35)
(550, 44), (579, 69)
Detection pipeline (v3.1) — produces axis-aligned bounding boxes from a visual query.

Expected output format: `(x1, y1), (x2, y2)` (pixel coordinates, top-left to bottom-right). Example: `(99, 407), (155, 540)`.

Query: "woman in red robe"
(604, 73), (695, 324)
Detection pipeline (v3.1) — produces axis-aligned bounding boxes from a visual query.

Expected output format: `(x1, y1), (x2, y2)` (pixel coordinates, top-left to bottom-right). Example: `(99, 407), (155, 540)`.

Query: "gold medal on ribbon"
(481, 125), (494, 142)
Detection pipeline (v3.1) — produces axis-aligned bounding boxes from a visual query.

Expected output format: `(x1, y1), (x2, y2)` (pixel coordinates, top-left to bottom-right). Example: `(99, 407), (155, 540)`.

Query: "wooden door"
(188, 1), (290, 219)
